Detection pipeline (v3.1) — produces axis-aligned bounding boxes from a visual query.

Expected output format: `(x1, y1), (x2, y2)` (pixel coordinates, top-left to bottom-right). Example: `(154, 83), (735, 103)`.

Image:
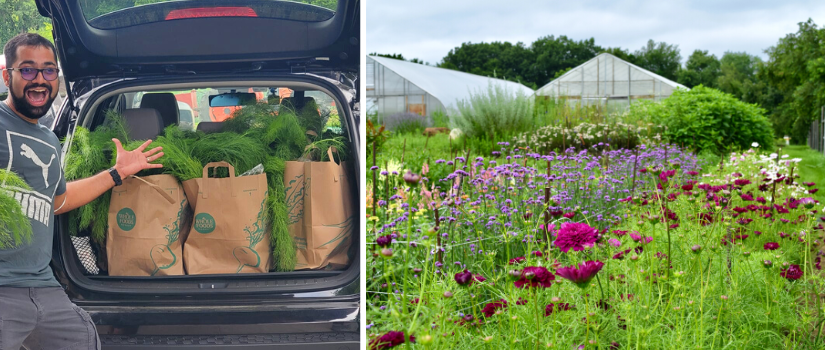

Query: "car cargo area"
(56, 79), (359, 294)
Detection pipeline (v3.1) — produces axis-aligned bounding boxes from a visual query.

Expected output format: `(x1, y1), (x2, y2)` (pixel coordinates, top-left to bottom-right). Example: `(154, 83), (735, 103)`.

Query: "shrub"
(452, 82), (533, 139)
(384, 112), (429, 134)
(628, 86), (775, 154)
(431, 110), (449, 128)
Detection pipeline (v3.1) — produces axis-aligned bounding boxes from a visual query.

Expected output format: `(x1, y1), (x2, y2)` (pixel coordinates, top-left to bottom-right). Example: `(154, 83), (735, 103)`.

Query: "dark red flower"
(613, 230), (628, 236)
(756, 197), (767, 204)
(734, 179), (751, 186)
(376, 235), (392, 247)
(763, 242), (779, 250)
(681, 183), (694, 191)
(687, 171), (699, 176)
(741, 193), (754, 201)
(454, 270), (473, 286)
(811, 189), (819, 194)
(369, 331), (408, 349)
(555, 261), (605, 288)
(473, 274), (487, 283)
(816, 257), (821, 270)
(554, 222), (599, 253)
(613, 249), (631, 260)
(550, 210), (564, 218)
(482, 300), (508, 318)
(514, 266), (555, 289)
(780, 264), (803, 280)
(563, 212), (576, 219)
(544, 302), (572, 316)
(804, 182), (816, 187)
(531, 251), (543, 257)
(508, 257), (526, 265)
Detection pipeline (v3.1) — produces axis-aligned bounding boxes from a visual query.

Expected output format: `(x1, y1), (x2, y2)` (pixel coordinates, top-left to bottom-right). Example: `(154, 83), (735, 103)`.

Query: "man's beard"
(8, 79), (56, 120)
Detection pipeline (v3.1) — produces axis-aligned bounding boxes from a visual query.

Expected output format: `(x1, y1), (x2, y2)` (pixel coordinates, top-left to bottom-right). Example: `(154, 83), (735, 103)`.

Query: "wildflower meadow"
(366, 140), (825, 349)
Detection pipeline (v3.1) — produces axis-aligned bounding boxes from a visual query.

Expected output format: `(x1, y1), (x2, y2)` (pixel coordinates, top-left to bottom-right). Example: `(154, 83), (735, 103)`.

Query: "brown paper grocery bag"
(107, 174), (189, 276)
(182, 161), (271, 275)
(285, 147), (355, 270)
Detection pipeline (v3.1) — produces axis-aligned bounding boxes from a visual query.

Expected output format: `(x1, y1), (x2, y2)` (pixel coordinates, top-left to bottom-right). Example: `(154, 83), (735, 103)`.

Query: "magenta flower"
(454, 270), (473, 286)
(555, 260), (605, 288)
(553, 222), (598, 253)
(563, 212), (576, 219)
(376, 235), (392, 247)
(514, 266), (555, 289)
(608, 238), (621, 247)
(544, 302), (572, 316)
(763, 242), (779, 250)
(369, 331), (410, 349)
(741, 193), (754, 201)
(780, 264), (803, 280)
(734, 179), (751, 186)
(482, 300), (508, 318)
(508, 257), (526, 265)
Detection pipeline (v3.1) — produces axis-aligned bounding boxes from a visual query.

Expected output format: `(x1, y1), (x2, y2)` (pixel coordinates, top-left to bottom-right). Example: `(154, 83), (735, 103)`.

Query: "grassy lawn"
(781, 145), (825, 204)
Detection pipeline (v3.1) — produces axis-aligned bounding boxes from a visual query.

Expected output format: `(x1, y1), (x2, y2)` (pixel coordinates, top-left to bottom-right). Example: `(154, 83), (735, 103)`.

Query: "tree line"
(371, 19), (825, 144)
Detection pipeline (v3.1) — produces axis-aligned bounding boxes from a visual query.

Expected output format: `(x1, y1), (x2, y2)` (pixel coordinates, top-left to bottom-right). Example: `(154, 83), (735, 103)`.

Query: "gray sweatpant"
(0, 287), (100, 350)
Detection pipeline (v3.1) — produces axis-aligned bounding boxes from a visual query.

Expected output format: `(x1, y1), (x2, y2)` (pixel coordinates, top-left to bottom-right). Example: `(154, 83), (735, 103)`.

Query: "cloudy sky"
(366, 0), (825, 66)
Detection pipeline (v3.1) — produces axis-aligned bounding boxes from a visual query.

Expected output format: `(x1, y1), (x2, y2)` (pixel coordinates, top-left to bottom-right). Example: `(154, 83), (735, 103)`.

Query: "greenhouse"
(366, 55), (534, 120)
(535, 53), (688, 111)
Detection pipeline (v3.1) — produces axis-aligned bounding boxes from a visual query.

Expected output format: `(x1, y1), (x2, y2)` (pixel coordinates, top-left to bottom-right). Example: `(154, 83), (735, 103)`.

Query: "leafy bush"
(628, 86), (775, 154)
(431, 110), (449, 128)
(452, 82), (533, 139)
(384, 112), (429, 134)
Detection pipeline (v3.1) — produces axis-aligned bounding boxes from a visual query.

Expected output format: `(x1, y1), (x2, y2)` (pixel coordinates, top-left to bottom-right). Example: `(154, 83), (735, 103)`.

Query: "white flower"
(752, 142), (759, 147)
(769, 153), (778, 160)
(791, 158), (802, 163)
(781, 154), (789, 159)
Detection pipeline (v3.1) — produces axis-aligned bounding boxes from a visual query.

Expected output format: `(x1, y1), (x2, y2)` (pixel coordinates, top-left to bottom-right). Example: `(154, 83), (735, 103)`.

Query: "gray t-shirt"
(0, 101), (66, 287)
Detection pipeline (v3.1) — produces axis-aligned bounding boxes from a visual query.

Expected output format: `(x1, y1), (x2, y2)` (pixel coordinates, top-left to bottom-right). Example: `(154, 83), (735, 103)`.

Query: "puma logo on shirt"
(20, 143), (55, 188)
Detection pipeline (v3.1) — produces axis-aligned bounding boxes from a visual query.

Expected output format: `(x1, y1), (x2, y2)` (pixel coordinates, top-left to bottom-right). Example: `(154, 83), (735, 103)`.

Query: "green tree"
(633, 39), (682, 81)
(677, 50), (720, 88)
(761, 18), (825, 143)
(369, 52), (425, 65)
(716, 52), (761, 96)
(0, 0), (52, 48)
(530, 35), (603, 88)
(439, 41), (536, 88)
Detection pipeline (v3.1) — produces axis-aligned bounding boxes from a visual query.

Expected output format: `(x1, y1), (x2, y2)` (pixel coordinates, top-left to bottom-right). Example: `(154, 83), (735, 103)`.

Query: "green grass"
(779, 145), (825, 204)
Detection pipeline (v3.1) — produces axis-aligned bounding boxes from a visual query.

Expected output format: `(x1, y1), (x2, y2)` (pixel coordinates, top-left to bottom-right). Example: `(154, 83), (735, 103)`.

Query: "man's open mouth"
(25, 87), (50, 107)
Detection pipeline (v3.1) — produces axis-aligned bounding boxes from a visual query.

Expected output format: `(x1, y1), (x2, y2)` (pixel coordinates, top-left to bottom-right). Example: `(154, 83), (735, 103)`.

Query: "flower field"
(366, 142), (825, 349)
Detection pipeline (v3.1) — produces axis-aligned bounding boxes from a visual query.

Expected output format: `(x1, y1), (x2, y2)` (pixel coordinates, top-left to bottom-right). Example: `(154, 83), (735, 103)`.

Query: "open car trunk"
(54, 73), (360, 297)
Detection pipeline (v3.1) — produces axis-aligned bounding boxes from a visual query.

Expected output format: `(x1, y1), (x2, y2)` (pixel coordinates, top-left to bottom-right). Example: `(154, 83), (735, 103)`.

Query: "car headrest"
(122, 108), (164, 140)
(140, 93), (178, 128)
(196, 121), (223, 134)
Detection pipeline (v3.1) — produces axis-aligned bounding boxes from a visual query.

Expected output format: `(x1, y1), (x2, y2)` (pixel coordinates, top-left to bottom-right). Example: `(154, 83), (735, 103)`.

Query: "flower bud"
(524, 270), (536, 280)
(691, 245), (702, 254)
(630, 255), (639, 261)
(509, 269), (522, 278)
(763, 260), (773, 268)
(380, 248), (393, 257)
(443, 291), (453, 298)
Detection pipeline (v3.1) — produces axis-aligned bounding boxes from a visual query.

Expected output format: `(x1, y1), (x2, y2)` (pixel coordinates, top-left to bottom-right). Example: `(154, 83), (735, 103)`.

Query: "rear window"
(80, 0), (339, 29)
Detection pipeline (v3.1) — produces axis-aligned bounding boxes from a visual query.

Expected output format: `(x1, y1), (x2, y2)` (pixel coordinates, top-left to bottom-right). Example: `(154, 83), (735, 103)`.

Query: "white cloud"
(366, 0), (825, 65)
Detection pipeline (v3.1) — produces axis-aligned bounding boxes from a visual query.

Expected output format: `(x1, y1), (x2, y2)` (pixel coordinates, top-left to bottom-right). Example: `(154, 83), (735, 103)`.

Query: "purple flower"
(555, 260), (605, 288)
(553, 222), (598, 253)
(514, 266), (555, 288)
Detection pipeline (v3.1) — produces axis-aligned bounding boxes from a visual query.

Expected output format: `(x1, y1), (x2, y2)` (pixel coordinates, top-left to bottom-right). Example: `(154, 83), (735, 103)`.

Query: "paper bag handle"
(203, 161), (236, 179)
(327, 146), (342, 165)
(129, 175), (176, 204)
(201, 161), (236, 199)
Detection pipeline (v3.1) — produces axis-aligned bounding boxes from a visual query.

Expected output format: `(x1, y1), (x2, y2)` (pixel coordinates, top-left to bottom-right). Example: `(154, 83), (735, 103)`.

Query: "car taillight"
(165, 7), (257, 20)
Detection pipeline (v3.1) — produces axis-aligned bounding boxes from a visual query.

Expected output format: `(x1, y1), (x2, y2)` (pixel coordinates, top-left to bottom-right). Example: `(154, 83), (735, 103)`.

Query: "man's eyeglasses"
(4, 67), (60, 81)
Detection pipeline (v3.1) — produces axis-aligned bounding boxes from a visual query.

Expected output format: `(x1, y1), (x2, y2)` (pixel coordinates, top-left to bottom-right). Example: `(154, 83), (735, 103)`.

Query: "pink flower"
(630, 233), (642, 242)
(553, 222), (599, 253)
(555, 260), (605, 288)
(508, 257), (526, 265)
(514, 266), (555, 289)
(608, 238), (622, 247)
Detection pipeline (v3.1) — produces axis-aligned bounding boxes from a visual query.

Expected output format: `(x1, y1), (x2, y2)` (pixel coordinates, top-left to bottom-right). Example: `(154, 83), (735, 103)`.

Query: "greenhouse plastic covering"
(367, 55), (534, 118)
(536, 53), (688, 107)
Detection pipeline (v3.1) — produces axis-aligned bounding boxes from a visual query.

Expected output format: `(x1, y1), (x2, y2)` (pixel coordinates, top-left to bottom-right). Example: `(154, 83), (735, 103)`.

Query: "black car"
(34, 0), (360, 348)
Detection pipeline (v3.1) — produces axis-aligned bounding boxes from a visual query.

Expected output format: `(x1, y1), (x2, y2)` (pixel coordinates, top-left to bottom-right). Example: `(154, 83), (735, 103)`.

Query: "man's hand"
(112, 139), (164, 177)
